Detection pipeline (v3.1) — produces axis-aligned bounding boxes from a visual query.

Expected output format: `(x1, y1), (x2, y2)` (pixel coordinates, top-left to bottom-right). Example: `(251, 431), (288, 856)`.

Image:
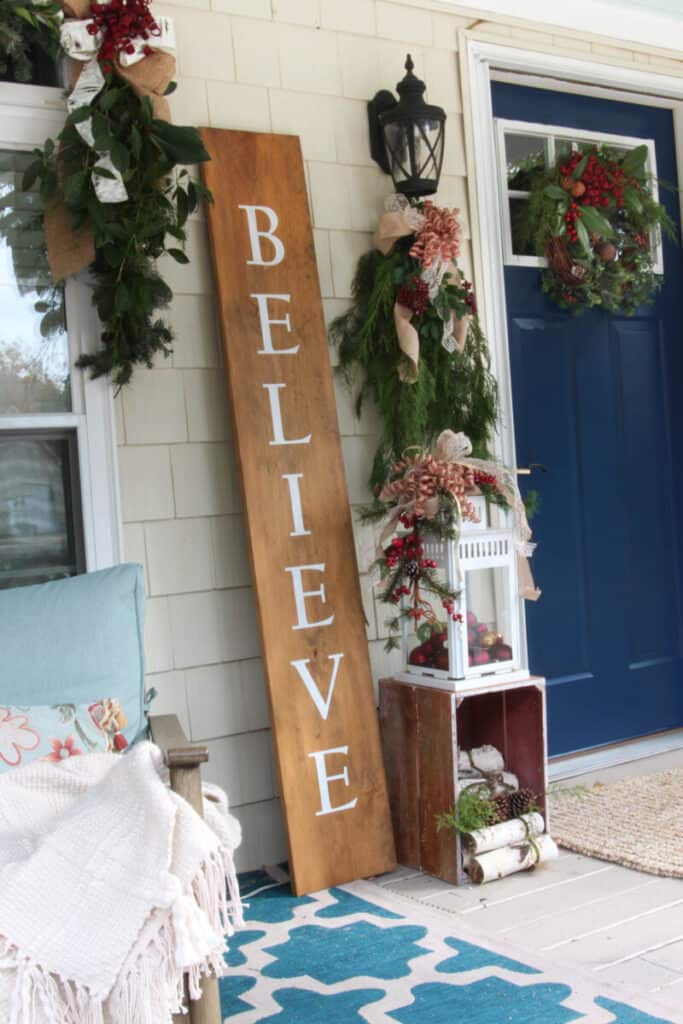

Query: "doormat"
(219, 869), (681, 1023)
(549, 769), (683, 879)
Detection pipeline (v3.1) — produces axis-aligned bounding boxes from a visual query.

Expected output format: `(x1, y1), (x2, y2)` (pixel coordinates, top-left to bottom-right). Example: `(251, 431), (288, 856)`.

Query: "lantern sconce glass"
(367, 54), (447, 199)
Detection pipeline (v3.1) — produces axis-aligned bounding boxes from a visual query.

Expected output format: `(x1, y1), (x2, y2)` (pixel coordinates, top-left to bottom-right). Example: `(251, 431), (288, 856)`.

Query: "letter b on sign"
(239, 205), (285, 266)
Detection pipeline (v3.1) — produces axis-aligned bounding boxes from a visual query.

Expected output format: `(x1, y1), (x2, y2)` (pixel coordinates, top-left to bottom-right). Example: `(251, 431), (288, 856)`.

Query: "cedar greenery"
(436, 786), (495, 835)
(330, 235), (499, 490)
(0, 0), (61, 84)
(518, 143), (676, 315)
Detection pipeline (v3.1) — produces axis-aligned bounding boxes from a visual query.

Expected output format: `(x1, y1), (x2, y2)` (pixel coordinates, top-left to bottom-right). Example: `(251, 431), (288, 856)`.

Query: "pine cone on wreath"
(489, 792), (511, 824)
(509, 788), (536, 818)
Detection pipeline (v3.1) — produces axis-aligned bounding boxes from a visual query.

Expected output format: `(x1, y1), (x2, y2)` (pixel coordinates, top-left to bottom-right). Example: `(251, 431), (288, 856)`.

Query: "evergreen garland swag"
(518, 143), (676, 316)
(0, 0), (211, 387)
(329, 200), (499, 491)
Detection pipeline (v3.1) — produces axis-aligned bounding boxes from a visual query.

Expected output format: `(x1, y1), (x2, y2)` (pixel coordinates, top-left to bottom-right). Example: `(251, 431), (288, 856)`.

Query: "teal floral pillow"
(0, 699), (130, 772)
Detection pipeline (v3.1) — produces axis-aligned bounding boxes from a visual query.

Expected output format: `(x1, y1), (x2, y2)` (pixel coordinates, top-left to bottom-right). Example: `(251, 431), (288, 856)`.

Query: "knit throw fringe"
(1, 848), (241, 1024)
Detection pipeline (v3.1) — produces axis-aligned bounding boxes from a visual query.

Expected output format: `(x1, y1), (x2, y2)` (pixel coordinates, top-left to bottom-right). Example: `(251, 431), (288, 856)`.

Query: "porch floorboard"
(370, 854), (683, 1006)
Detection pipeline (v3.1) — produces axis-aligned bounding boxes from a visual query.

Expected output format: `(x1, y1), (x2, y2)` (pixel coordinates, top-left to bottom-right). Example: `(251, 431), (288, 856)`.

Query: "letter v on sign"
(290, 654), (343, 721)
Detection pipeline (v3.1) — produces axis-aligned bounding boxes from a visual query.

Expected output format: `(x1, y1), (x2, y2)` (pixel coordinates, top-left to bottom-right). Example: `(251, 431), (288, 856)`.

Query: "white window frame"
(0, 81), (122, 574)
(495, 117), (663, 271)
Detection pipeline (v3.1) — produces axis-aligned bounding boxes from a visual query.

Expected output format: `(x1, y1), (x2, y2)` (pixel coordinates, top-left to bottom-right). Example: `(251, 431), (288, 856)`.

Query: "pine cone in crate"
(509, 788), (536, 819)
(489, 792), (511, 824)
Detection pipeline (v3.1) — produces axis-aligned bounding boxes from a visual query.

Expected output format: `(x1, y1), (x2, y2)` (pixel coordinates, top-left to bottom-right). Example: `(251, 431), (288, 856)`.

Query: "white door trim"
(459, 35), (683, 685)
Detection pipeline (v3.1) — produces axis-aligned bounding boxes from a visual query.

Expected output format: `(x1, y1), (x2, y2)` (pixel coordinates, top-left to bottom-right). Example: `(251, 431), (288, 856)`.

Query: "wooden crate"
(379, 675), (547, 884)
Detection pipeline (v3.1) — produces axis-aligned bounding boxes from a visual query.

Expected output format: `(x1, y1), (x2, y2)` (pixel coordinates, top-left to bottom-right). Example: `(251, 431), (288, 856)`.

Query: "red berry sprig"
(87, 0), (161, 68)
(473, 469), (498, 490)
(563, 199), (583, 244)
(396, 277), (430, 317)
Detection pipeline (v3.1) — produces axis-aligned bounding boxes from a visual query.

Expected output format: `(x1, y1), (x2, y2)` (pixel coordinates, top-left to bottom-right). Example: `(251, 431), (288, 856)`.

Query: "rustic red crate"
(379, 676), (547, 884)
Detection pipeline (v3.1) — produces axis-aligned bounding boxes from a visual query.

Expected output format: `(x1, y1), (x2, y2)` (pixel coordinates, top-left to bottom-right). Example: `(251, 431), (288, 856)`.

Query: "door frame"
(460, 37), (683, 762)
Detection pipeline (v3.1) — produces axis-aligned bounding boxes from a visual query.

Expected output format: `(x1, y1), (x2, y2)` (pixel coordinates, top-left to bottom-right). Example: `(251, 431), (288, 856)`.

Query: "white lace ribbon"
(60, 12), (176, 204)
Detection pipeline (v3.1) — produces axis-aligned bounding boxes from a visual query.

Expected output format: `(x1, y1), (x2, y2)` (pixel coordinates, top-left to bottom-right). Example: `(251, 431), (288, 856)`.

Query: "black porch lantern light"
(368, 54), (447, 199)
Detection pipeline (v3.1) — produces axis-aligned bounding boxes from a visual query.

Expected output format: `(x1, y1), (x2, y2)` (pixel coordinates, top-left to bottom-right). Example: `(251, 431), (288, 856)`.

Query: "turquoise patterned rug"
(219, 871), (681, 1023)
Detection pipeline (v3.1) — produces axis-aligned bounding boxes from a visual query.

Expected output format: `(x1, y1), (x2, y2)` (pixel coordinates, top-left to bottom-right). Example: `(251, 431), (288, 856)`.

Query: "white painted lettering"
(282, 473), (311, 536)
(252, 293), (298, 355)
(291, 653), (343, 720)
(263, 384), (311, 446)
(308, 746), (358, 816)
(239, 204), (285, 266)
(285, 564), (334, 630)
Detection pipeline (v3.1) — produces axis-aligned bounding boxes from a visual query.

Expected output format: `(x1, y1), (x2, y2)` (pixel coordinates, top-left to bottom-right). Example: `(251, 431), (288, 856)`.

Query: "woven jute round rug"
(549, 769), (683, 877)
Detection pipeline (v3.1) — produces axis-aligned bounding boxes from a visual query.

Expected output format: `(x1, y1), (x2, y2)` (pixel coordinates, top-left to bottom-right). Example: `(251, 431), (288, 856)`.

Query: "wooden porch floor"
(371, 852), (683, 1013)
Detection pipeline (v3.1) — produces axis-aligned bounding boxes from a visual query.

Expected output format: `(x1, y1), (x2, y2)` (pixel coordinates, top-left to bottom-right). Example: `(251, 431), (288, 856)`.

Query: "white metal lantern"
(401, 496), (527, 690)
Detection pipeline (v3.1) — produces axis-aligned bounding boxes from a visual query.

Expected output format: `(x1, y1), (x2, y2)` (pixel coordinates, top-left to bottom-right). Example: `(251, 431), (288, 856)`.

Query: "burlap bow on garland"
(0, 0), (211, 386)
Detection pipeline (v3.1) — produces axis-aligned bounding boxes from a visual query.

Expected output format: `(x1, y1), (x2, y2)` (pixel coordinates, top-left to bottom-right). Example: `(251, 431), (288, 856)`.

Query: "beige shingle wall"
(114, 0), (682, 870)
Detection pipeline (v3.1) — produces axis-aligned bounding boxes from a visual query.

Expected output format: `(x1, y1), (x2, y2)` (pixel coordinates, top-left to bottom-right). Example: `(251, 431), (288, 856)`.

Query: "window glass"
(0, 433), (84, 589)
(0, 150), (70, 415)
(509, 198), (536, 257)
(505, 133), (546, 190)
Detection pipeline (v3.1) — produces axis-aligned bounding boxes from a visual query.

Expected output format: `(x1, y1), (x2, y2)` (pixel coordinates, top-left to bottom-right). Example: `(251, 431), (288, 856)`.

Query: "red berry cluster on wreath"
(561, 151), (629, 212)
(563, 199), (583, 244)
(88, 0), (160, 67)
(396, 277), (430, 317)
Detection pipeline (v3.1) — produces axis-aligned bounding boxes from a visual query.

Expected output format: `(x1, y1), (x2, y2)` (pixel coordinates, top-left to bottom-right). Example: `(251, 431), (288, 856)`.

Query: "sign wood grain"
(200, 129), (396, 895)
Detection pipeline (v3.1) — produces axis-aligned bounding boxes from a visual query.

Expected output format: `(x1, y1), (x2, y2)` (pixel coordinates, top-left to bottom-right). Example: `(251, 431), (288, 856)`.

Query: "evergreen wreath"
(0, 0), (211, 387)
(329, 198), (499, 490)
(519, 143), (676, 315)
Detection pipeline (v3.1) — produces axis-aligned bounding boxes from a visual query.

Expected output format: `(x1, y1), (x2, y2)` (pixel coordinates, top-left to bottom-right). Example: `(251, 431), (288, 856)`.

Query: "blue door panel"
(492, 81), (683, 755)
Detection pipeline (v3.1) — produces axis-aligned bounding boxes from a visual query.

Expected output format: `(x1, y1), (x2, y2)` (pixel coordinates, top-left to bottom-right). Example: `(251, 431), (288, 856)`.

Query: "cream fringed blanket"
(0, 741), (243, 1023)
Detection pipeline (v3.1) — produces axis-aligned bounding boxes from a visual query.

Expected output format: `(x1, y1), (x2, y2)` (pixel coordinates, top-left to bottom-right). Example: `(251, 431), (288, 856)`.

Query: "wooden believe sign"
(201, 130), (395, 895)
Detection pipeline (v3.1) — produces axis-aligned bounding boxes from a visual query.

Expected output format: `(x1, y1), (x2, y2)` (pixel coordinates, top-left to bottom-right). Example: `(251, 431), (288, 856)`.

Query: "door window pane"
(505, 133), (547, 190)
(509, 198), (536, 257)
(0, 433), (84, 589)
(0, 150), (70, 415)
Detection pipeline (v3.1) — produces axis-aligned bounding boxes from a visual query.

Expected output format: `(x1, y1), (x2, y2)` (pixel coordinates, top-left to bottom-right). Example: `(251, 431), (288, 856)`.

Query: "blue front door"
(491, 81), (683, 756)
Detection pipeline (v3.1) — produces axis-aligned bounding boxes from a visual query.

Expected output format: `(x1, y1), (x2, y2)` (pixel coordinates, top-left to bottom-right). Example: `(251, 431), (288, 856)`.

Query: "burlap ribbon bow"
(373, 210), (470, 383)
(45, 0), (177, 281)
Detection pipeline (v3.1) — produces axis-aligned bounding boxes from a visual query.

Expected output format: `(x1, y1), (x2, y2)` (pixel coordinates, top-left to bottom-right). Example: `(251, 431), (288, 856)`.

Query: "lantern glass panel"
(382, 121), (411, 183)
(413, 118), (443, 180)
(466, 566), (514, 670)
(405, 536), (450, 673)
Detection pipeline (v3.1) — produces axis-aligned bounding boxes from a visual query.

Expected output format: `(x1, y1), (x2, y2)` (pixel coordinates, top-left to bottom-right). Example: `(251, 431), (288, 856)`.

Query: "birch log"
(468, 834), (558, 884)
(461, 812), (545, 855)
